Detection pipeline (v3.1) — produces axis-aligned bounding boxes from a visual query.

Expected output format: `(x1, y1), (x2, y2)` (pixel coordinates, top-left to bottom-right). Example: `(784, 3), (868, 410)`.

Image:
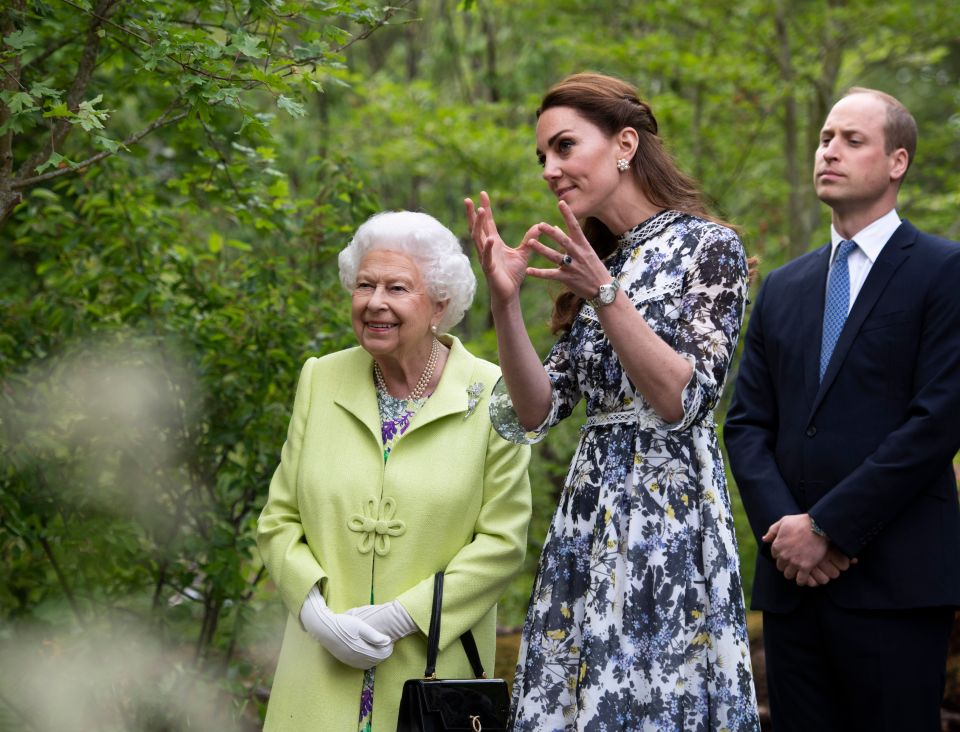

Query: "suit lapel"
(809, 221), (916, 417)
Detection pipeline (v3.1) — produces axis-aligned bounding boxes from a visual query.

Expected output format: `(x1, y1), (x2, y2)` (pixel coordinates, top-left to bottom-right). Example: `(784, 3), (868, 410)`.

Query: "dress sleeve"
(665, 225), (749, 432)
(256, 357), (327, 615)
(488, 331), (583, 445)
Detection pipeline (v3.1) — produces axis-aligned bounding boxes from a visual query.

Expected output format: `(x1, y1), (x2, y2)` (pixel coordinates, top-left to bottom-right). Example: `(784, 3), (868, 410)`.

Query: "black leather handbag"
(396, 572), (511, 732)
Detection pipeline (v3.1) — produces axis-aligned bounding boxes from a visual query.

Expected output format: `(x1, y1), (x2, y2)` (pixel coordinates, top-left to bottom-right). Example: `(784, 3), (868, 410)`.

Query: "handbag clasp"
(470, 715), (482, 732)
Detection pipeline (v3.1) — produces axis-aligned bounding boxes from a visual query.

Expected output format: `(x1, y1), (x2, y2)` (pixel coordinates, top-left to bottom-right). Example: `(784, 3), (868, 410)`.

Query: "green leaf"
(34, 152), (71, 174)
(0, 116), (29, 135)
(74, 94), (110, 131)
(28, 83), (63, 102)
(43, 102), (72, 119)
(267, 177), (289, 199)
(230, 33), (267, 59)
(29, 188), (59, 201)
(277, 95), (306, 118)
(94, 135), (121, 153)
(208, 232), (224, 253)
(3, 28), (39, 51)
(2, 91), (35, 115)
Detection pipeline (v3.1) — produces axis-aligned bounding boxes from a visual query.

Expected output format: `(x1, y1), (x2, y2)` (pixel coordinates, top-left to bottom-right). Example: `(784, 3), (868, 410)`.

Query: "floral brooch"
(465, 382), (485, 419)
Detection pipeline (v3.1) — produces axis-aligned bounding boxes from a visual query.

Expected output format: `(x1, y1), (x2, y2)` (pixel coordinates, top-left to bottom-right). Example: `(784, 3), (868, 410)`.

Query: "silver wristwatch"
(587, 278), (620, 308)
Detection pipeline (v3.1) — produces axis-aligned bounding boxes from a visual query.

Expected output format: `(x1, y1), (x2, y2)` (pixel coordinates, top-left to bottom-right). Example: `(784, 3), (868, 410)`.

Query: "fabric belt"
(582, 409), (661, 432)
(581, 409), (713, 432)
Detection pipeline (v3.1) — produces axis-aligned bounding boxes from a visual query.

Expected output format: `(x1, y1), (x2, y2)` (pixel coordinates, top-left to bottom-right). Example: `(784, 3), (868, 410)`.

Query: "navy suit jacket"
(725, 219), (960, 612)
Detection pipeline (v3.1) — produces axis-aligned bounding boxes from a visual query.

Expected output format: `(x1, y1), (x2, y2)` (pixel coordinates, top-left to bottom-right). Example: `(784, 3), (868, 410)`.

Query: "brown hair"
(538, 73), (730, 332)
(843, 86), (917, 176)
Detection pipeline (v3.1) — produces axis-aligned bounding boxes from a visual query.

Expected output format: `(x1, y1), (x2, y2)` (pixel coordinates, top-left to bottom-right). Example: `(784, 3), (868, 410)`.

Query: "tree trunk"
(0, 1), (26, 226)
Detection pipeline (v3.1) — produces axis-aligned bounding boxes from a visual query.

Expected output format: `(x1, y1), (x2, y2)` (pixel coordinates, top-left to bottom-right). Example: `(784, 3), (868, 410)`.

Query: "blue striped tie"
(819, 239), (857, 381)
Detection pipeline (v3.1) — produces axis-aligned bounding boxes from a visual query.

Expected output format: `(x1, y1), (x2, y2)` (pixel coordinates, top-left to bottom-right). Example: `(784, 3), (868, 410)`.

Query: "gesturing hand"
(465, 191), (540, 304)
(524, 200), (612, 299)
(299, 585), (394, 669)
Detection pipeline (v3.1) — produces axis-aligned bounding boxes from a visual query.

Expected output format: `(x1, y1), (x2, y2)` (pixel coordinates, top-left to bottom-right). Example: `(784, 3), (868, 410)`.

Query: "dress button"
(806, 426), (817, 437)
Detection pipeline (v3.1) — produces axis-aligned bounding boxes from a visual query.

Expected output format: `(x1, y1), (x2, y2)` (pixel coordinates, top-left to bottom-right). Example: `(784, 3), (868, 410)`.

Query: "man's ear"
(889, 147), (909, 183)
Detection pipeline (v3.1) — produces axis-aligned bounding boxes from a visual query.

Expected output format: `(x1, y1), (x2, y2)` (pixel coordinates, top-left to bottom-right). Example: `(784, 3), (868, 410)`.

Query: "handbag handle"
(423, 571), (487, 680)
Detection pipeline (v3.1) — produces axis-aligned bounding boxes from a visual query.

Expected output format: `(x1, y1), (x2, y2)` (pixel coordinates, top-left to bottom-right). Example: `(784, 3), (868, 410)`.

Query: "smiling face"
(535, 106), (628, 222)
(351, 249), (445, 364)
(814, 92), (908, 224)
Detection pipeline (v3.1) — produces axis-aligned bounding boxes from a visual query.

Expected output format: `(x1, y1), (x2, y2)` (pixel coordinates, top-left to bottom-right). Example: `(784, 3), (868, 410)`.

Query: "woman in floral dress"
(466, 73), (760, 731)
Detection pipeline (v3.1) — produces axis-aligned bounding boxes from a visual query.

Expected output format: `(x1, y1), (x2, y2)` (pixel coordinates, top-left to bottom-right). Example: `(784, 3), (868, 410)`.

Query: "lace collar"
(616, 209), (684, 252)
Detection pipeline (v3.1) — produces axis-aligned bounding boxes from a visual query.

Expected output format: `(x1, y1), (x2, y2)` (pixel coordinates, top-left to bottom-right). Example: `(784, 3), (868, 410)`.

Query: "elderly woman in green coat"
(257, 210), (532, 732)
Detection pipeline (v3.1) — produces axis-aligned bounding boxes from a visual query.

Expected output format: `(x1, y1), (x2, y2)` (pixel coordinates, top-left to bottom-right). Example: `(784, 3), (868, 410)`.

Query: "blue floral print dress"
(491, 210), (760, 731)
(358, 387), (428, 732)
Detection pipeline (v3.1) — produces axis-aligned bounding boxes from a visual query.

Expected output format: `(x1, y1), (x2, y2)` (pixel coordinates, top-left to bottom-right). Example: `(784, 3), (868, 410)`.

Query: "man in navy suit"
(725, 87), (960, 731)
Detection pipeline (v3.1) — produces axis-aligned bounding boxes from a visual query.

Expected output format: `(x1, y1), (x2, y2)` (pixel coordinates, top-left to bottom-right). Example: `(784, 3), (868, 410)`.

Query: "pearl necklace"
(373, 338), (440, 402)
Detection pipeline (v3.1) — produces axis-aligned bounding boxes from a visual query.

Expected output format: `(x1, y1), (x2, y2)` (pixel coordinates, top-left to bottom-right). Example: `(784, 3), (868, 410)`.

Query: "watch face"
(598, 284), (617, 304)
(589, 279), (620, 308)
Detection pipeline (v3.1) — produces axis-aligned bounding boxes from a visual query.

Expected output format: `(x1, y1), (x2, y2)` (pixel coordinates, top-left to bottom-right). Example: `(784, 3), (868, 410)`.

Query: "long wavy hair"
(538, 73), (733, 333)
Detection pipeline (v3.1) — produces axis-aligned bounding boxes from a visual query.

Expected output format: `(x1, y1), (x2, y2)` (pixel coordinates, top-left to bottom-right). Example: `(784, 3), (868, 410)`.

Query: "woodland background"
(1, 1), (958, 729)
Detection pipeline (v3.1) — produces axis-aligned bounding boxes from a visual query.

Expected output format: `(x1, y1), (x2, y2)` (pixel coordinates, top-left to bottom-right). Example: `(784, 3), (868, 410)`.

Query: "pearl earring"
(616, 158), (630, 172)
(431, 324), (438, 335)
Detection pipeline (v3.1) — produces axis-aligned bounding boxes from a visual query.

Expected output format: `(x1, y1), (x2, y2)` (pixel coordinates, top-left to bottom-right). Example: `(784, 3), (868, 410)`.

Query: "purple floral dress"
(491, 210), (760, 731)
(358, 385), (428, 732)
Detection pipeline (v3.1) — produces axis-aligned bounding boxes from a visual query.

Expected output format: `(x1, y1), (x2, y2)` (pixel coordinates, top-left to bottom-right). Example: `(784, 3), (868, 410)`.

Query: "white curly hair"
(338, 211), (477, 333)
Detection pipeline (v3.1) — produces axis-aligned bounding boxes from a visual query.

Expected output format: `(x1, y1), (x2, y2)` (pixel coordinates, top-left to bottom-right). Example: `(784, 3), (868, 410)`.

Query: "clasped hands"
(299, 585), (418, 669)
(764, 513), (856, 587)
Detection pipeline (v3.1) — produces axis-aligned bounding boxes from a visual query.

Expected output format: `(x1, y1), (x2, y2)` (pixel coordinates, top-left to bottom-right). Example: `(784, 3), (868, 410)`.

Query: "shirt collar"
(830, 208), (901, 264)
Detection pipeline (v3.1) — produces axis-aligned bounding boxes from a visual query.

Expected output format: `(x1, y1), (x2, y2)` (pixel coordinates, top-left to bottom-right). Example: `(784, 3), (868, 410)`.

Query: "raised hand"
(524, 200), (611, 299)
(465, 191), (539, 304)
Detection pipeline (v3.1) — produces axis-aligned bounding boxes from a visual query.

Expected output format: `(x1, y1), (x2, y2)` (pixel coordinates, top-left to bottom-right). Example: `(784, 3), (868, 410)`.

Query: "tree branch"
(16, 0), (118, 185)
(12, 103), (188, 188)
(56, 0), (149, 45)
(58, 0), (299, 85)
(272, 0), (416, 77)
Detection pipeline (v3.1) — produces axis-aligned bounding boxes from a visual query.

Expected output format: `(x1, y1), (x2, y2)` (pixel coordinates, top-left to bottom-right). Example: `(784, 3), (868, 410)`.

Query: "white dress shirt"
(828, 208), (902, 315)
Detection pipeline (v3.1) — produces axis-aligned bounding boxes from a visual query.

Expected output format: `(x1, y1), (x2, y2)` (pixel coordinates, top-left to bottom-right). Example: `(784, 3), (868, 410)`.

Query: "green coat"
(257, 336), (531, 731)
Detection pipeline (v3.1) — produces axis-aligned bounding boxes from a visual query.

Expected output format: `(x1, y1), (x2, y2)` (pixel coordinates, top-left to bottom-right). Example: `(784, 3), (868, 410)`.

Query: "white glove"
(346, 599), (419, 641)
(299, 585), (394, 669)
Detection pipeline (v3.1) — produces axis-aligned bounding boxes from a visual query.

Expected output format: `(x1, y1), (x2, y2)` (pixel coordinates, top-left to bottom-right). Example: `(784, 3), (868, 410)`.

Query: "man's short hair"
(844, 87), (918, 173)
